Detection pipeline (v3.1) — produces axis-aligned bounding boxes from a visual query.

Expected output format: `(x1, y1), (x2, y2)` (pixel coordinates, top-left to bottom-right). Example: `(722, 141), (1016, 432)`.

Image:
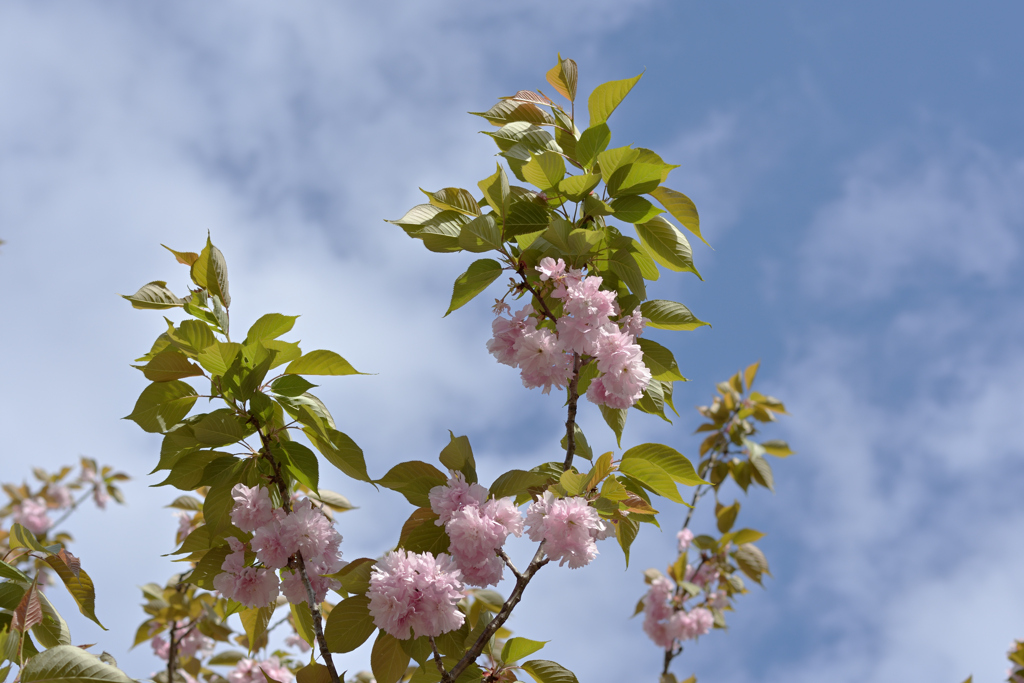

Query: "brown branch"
(430, 638), (448, 678)
(562, 353), (582, 472)
(256, 427), (341, 683)
(166, 620), (178, 683)
(443, 546), (550, 683)
(515, 268), (559, 323)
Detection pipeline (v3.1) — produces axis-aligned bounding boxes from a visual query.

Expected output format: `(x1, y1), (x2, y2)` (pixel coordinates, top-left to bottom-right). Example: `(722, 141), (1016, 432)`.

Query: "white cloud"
(801, 141), (1024, 300)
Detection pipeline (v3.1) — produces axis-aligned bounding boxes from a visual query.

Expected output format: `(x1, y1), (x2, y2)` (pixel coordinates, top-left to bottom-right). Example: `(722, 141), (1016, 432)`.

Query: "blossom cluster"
(641, 575), (714, 650)
(150, 623), (214, 661)
(227, 657), (293, 683)
(366, 549), (465, 640)
(487, 258), (652, 408)
(212, 484), (344, 608)
(524, 492), (614, 568)
(428, 474), (523, 586)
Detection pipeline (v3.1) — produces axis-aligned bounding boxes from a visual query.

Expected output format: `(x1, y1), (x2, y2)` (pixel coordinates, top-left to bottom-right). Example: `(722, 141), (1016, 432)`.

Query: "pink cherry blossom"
(213, 566), (279, 608)
(229, 484), (276, 533)
(227, 657), (293, 683)
(514, 326), (572, 394)
(221, 537), (248, 574)
(677, 529), (694, 553)
(525, 493), (607, 569)
(482, 497), (524, 538)
(536, 257), (566, 282)
(285, 634), (311, 653)
(642, 576), (678, 649)
(429, 473), (489, 525)
(457, 555), (505, 588)
(49, 485), (73, 509)
(446, 505), (507, 566)
(367, 550), (465, 640)
(279, 564), (341, 605)
(151, 635), (170, 661)
(13, 498), (52, 535)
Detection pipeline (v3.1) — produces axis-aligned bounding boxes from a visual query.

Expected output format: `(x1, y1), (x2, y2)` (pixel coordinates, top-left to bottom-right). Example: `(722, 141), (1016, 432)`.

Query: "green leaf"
(193, 409), (253, 447)
(306, 428), (371, 482)
(559, 424), (593, 461)
(296, 664), (332, 683)
(324, 595), (376, 653)
(471, 100), (555, 127)
(157, 452), (233, 489)
(191, 235), (231, 307)
(545, 54), (578, 102)
(280, 441), (320, 493)
(716, 500), (740, 533)
(198, 341), (242, 376)
(761, 440), (794, 458)
(285, 350), (363, 376)
(421, 187), (481, 216)
(9, 523), (49, 554)
(478, 164), (511, 220)
(124, 380), (198, 433)
(634, 378), (669, 422)
(521, 659), (580, 683)
(240, 603), (276, 654)
(439, 432), (477, 483)
(649, 186), (707, 247)
(640, 300), (709, 331)
(608, 196), (663, 224)
(621, 443), (706, 486)
(133, 349), (204, 382)
(377, 461), (447, 508)
(398, 636), (432, 667)
(607, 162), (665, 198)
(618, 461), (682, 503)
(615, 515), (640, 566)
(333, 557), (375, 595)
(599, 404), (627, 447)
(731, 528), (765, 545)
(162, 244), (199, 266)
(589, 72), (642, 127)
(576, 124), (611, 171)
(522, 152), (566, 191)
(487, 122), (561, 155)
(489, 470), (551, 499)
(501, 638), (547, 664)
(607, 248), (646, 299)
(371, 632), (410, 683)
(269, 375), (318, 397)
(20, 645), (134, 683)
(121, 281), (185, 310)
(556, 174), (602, 202)
(0, 560), (30, 583)
(446, 259), (503, 316)
(245, 314), (298, 344)
(734, 543), (770, 585)
(749, 452), (775, 492)
(398, 508), (450, 555)
(597, 147), (640, 187)
(458, 213), (503, 253)
(635, 216), (699, 277)
(43, 556), (104, 629)
(505, 199), (551, 238)
(637, 339), (686, 382)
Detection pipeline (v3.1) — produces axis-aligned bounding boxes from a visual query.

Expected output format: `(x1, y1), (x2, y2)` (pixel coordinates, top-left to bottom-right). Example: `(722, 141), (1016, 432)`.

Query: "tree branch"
(562, 353), (582, 471)
(256, 427), (341, 683)
(444, 545), (550, 682)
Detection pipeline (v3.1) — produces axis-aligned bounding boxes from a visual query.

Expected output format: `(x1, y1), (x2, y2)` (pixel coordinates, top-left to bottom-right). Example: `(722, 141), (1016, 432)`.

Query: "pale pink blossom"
(176, 513), (196, 544)
(525, 493), (606, 568)
(49, 486), (73, 510)
(677, 529), (694, 553)
(282, 499), (343, 570)
(93, 484), (109, 509)
(679, 607), (714, 640)
(280, 564), (341, 605)
(151, 635), (170, 661)
(486, 306), (533, 367)
(536, 257), (566, 282)
(684, 562), (718, 588)
(709, 591), (728, 609)
(642, 576), (678, 649)
(222, 537), (247, 573)
(590, 329), (651, 408)
(177, 626), (214, 659)
(285, 634), (311, 653)
(514, 327), (572, 394)
(482, 498), (524, 538)
(457, 555), (505, 587)
(227, 657), (293, 683)
(13, 498), (52, 535)
(229, 485), (276, 533)
(367, 550), (465, 640)
(621, 309), (647, 339)
(429, 473), (488, 525)
(213, 566), (279, 608)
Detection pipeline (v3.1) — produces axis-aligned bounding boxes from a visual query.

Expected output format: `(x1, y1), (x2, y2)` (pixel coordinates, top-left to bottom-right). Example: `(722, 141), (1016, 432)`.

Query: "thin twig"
(430, 638), (448, 678)
(496, 549), (521, 581)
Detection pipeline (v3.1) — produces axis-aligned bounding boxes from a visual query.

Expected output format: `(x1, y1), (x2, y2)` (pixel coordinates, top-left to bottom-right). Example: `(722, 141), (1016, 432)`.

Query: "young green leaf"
(588, 72), (643, 127)
(121, 281), (185, 310)
(635, 215), (699, 276)
(521, 659), (580, 683)
(323, 595), (376, 653)
(501, 637), (547, 664)
(371, 632), (410, 683)
(124, 380), (198, 433)
(649, 186), (708, 247)
(640, 300), (709, 331)
(20, 645), (134, 683)
(446, 259), (503, 316)
(285, 350), (364, 376)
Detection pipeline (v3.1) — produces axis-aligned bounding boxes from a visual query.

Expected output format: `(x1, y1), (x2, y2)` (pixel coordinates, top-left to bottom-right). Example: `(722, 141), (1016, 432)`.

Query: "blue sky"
(1, 2), (1022, 681)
